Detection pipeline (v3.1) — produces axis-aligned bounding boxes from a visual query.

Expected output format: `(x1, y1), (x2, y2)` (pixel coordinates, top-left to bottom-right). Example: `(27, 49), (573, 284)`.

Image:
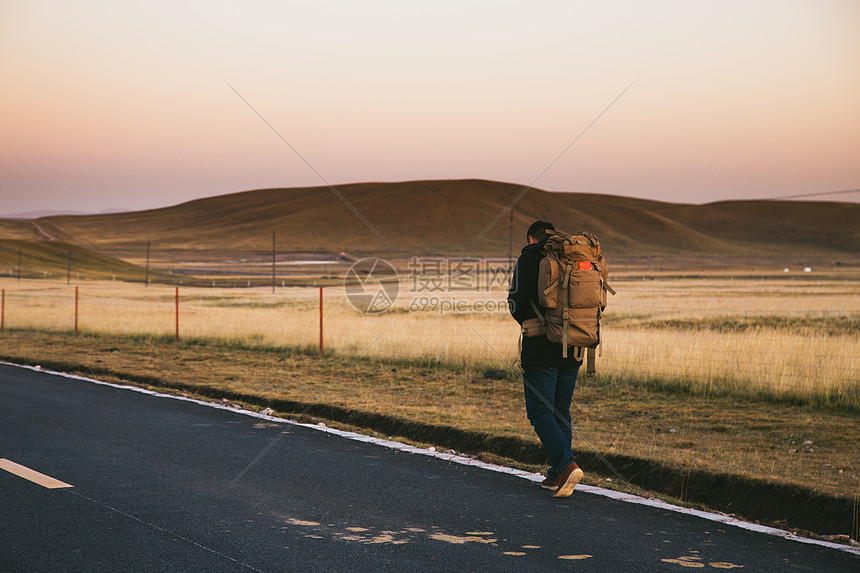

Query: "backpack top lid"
(542, 230), (602, 264)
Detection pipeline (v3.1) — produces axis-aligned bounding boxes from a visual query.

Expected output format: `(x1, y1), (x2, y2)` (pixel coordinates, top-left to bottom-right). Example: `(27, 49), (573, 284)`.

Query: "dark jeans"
(522, 365), (580, 479)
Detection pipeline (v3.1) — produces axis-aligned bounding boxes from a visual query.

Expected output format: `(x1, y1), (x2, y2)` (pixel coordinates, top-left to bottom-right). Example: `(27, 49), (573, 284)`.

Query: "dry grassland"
(1, 276), (857, 409)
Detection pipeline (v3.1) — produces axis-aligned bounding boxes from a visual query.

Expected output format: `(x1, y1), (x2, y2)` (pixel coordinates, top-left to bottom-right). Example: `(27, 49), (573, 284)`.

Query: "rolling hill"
(0, 239), (166, 282)
(3, 180), (859, 268)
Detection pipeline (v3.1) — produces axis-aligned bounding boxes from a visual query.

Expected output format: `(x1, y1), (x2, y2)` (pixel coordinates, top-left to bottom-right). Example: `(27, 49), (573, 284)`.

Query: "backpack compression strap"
(586, 347), (597, 377)
(561, 262), (572, 358)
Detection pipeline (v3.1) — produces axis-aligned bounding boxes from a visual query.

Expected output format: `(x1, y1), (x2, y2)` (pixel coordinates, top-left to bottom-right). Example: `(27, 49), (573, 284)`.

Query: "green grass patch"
(604, 313), (860, 336)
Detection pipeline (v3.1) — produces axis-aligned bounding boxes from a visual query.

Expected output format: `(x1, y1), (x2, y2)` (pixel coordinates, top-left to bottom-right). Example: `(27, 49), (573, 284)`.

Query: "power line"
(761, 189), (860, 201)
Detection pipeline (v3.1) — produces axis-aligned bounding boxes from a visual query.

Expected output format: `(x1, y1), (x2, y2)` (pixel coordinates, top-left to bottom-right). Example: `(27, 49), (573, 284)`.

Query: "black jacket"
(507, 238), (583, 367)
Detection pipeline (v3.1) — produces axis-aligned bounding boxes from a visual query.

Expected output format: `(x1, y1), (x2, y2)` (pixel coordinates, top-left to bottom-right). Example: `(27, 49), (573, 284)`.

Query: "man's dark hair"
(527, 220), (555, 241)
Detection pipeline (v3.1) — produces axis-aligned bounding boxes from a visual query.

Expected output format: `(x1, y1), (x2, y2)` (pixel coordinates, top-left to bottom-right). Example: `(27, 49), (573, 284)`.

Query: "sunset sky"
(2, 0), (858, 215)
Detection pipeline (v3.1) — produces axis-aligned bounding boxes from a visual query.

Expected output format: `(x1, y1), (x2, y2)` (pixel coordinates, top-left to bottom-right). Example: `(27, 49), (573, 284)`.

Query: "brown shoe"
(540, 476), (558, 490)
(553, 463), (584, 498)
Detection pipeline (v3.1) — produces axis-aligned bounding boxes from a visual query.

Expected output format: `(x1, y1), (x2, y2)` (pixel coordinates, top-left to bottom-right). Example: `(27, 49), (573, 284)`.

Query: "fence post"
(1, 289), (4, 331)
(175, 287), (180, 342)
(74, 286), (79, 334)
(319, 287), (324, 356)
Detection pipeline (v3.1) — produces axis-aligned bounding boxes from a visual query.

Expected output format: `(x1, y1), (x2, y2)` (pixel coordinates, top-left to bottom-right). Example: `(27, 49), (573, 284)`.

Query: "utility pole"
(272, 231), (276, 293)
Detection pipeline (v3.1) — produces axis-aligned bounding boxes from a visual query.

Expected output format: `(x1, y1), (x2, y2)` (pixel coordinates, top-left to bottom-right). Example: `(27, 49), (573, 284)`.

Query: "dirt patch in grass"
(1, 330), (858, 539)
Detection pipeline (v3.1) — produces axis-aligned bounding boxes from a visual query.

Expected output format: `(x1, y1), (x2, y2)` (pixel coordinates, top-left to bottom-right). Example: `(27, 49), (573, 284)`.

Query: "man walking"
(508, 220), (584, 498)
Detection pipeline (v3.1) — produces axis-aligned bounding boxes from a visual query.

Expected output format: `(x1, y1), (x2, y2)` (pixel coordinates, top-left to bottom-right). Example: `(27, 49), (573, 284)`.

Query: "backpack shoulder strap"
(528, 299), (545, 323)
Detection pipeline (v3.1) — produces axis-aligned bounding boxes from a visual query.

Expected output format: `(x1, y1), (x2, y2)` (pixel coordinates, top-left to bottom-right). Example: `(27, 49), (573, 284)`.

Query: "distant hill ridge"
(5, 179), (859, 260)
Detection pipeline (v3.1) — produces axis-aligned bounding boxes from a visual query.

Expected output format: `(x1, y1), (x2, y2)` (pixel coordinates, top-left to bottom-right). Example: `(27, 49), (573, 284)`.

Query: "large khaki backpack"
(522, 230), (615, 375)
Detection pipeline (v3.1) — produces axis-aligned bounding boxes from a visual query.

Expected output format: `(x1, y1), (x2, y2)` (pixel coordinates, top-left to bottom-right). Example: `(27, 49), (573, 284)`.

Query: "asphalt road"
(1, 363), (857, 572)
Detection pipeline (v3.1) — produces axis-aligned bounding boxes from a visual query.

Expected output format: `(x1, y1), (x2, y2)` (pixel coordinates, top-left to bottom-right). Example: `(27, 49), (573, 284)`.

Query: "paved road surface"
(1, 364), (857, 572)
